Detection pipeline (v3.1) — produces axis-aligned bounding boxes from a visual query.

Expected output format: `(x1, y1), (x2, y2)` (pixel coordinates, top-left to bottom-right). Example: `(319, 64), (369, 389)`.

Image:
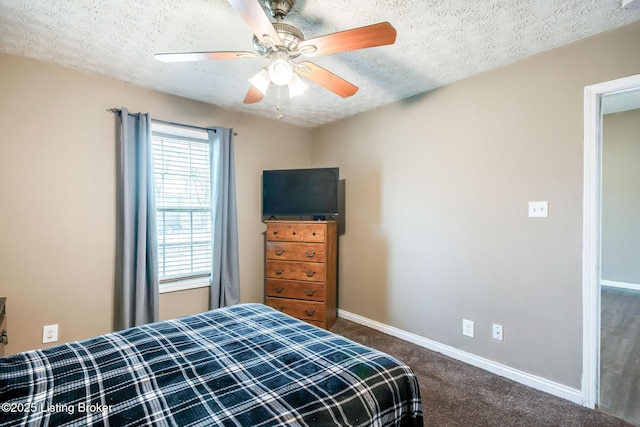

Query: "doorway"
(582, 74), (640, 414)
(599, 93), (640, 424)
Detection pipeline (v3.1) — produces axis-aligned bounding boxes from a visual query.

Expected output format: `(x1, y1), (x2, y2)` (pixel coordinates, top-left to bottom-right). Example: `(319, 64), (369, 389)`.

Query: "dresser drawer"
(266, 223), (305, 242)
(266, 242), (325, 262)
(266, 297), (325, 322)
(266, 279), (325, 301)
(266, 222), (326, 242)
(267, 260), (326, 282)
(303, 224), (326, 242)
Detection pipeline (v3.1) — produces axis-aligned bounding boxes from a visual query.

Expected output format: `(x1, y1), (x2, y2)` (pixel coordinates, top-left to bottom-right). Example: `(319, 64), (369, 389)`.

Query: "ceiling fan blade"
(227, 0), (282, 46)
(244, 84), (266, 104)
(295, 61), (358, 98)
(155, 51), (256, 62)
(298, 22), (397, 57)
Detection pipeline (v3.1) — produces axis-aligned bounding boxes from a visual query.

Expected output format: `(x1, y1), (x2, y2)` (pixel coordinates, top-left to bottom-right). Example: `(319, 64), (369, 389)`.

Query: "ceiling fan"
(154, 0), (397, 104)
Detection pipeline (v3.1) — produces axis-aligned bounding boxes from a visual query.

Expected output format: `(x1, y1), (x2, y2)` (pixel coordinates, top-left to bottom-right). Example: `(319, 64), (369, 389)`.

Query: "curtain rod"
(107, 108), (238, 136)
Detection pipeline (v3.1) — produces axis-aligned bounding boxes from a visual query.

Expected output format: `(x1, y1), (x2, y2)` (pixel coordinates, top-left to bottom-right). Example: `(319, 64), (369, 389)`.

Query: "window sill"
(159, 277), (210, 294)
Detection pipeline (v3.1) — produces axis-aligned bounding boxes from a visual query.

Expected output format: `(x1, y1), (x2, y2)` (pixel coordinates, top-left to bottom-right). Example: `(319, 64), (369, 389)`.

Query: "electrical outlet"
(42, 324), (59, 344)
(462, 319), (474, 338)
(492, 324), (504, 341)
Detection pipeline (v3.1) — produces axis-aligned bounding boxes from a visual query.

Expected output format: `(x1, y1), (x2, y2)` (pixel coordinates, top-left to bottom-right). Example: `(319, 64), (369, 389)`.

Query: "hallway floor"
(600, 287), (640, 426)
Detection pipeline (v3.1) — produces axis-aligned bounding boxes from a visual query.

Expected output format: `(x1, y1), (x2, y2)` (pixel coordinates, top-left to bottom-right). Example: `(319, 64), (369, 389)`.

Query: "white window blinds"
(152, 129), (211, 282)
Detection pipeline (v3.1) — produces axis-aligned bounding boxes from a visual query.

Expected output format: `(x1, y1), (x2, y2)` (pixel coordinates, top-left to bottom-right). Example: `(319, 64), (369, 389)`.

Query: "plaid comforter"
(0, 303), (422, 426)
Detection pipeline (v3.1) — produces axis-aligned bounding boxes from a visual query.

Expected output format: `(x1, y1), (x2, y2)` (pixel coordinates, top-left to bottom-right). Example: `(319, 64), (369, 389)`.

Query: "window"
(152, 123), (211, 292)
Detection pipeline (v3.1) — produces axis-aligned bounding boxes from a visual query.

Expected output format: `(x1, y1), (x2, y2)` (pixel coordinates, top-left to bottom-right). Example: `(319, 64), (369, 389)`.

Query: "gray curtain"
(209, 127), (240, 308)
(115, 108), (159, 330)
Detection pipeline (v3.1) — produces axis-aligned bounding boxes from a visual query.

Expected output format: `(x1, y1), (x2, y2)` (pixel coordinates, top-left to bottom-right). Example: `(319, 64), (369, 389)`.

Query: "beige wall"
(0, 53), (312, 354)
(602, 108), (640, 284)
(311, 22), (640, 389)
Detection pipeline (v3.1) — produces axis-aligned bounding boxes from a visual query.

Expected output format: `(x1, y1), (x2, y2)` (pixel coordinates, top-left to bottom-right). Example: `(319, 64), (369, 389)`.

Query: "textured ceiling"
(1, 0), (639, 127)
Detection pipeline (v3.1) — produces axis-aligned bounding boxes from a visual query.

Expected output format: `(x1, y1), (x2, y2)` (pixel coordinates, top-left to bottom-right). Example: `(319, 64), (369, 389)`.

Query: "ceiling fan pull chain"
(276, 86), (283, 119)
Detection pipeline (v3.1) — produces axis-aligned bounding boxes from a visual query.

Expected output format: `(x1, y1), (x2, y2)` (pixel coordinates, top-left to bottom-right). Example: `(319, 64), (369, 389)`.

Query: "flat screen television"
(262, 167), (339, 217)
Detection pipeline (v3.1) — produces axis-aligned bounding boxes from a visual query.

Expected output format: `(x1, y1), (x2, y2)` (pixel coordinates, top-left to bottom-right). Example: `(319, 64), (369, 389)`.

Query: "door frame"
(582, 73), (640, 408)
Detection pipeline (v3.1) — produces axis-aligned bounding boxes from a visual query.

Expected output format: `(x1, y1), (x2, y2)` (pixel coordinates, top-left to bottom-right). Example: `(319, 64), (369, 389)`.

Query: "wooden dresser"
(265, 220), (337, 329)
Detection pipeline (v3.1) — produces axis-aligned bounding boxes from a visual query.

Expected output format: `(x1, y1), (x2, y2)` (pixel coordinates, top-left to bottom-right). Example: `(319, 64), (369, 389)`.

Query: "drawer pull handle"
(312, 232), (316, 236)
(274, 249), (285, 256)
(304, 270), (316, 278)
(304, 309), (316, 317)
(274, 287), (284, 293)
(304, 251), (316, 258)
(274, 268), (285, 275)
(292, 231), (297, 236)
(273, 230), (278, 235)
(304, 289), (316, 297)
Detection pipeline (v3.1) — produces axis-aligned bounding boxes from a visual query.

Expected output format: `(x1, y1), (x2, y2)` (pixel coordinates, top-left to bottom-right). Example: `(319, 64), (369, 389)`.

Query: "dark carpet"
(331, 318), (632, 427)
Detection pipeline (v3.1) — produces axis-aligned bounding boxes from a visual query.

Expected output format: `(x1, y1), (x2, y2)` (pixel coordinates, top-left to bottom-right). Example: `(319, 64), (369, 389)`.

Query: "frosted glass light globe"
(268, 58), (293, 86)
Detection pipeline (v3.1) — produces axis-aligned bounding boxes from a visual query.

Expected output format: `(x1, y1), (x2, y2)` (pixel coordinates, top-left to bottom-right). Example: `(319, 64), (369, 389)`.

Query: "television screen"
(262, 167), (339, 217)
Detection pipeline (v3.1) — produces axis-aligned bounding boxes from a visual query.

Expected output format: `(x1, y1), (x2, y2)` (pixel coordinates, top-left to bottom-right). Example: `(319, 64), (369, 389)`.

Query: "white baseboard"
(338, 309), (583, 405)
(601, 280), (640, 292)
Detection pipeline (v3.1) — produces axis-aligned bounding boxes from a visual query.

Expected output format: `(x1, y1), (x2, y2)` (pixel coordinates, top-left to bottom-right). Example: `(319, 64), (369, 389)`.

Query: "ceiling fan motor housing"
(264, 0), (296, 18)
(253, 22), (304, 56)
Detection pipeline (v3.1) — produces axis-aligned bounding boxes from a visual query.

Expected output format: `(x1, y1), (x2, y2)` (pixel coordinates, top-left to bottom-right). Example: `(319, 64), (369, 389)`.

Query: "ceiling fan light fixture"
(287, 73), (308, 97)
(268, 51), (294, 86)
(269, 60), (293, 85)
(248, 68), (271, 95)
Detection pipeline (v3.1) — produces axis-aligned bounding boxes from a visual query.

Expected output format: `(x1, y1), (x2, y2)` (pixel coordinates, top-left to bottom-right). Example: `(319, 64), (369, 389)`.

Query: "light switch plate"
(528, 201), (548, 218)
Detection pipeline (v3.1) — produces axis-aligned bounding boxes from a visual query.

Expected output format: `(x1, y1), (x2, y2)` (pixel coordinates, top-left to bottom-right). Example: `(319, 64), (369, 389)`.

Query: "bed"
(0, 303), (422, 426)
